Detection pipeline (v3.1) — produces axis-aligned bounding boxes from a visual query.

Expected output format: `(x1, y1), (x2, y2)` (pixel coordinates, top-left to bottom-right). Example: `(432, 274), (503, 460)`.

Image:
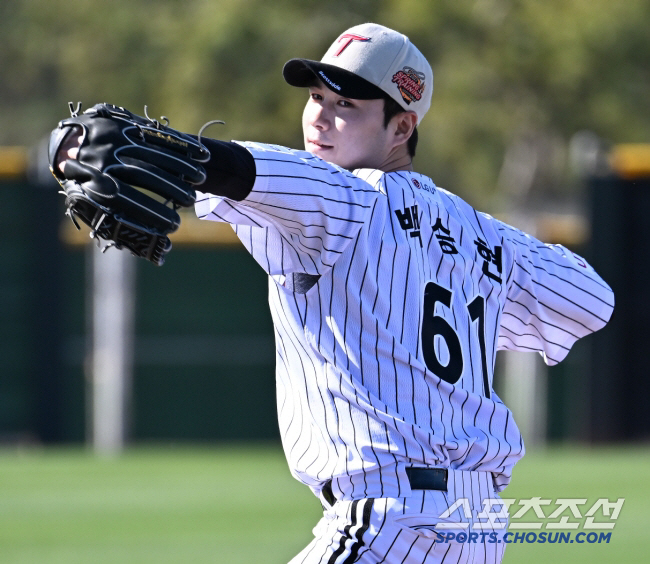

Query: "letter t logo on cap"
(334, 34), (370, 57)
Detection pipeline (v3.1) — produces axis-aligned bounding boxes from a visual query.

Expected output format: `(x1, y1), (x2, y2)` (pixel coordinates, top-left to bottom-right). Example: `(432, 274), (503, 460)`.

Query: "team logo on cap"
(333, 34), (371, 56)
(392, 66), (426, 105)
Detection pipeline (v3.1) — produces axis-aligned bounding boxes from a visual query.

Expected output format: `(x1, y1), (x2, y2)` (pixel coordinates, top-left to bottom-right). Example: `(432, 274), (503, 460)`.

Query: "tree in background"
(1, 0), (648, 207)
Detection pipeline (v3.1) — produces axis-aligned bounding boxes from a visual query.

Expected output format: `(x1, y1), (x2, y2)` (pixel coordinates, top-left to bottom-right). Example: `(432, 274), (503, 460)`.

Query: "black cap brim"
(283, 59), (386, 100)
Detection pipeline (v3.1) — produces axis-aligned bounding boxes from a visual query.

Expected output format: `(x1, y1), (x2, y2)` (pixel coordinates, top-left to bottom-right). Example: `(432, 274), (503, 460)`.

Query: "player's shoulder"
(352, 169), (438, 198)
(237, 141), (379, 188)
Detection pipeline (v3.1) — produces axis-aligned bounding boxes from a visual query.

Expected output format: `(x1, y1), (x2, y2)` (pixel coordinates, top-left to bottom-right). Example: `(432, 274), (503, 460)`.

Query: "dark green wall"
(2, 176), (277, 443)
(132, 248), (277, 441)
(0, 179), (38, 439)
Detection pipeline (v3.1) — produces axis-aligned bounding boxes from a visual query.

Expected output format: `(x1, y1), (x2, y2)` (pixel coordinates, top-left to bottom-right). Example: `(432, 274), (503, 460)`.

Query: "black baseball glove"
(49, 102), (211, 265)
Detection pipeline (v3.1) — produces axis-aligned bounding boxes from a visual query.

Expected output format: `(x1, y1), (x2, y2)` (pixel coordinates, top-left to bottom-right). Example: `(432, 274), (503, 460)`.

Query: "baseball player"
(53, 22), (614, 564)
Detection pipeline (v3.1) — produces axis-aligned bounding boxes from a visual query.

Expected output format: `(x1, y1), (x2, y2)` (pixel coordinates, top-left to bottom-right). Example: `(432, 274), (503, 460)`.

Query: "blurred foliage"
(1, 0), (649, 207)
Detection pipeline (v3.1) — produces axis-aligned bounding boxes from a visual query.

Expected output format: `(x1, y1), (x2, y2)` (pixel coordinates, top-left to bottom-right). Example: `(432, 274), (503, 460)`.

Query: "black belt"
(405, 467), (448, 491)
(321, 468), (448, 506)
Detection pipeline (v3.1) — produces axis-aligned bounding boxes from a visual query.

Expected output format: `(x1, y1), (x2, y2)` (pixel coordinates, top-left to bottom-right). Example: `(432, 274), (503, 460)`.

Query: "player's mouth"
(307, 139), (333, 151)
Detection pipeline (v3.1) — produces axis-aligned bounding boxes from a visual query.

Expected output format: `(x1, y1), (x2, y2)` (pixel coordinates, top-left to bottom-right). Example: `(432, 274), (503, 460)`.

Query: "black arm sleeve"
(191, 136), (256, 201)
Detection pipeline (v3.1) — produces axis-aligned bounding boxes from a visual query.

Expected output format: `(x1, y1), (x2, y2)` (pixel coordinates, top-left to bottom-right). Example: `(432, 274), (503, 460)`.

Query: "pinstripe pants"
(289, 470), (507, 564)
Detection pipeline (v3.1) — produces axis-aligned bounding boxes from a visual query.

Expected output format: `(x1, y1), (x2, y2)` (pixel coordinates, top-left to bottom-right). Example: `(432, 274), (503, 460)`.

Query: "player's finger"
(57, 126), (83, 174)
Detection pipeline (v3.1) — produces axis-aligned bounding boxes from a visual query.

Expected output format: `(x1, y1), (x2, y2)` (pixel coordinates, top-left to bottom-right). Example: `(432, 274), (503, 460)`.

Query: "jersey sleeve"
(194, 142), (379, 277)
(498, 224), (614, 366)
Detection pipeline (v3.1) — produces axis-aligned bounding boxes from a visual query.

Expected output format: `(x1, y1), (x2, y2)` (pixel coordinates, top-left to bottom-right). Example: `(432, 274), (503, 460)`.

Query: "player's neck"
(378, 146), (413, 173)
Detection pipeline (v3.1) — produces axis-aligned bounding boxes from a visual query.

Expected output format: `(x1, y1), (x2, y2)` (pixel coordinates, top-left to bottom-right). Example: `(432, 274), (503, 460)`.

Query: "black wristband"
(191, 137), (256, 201)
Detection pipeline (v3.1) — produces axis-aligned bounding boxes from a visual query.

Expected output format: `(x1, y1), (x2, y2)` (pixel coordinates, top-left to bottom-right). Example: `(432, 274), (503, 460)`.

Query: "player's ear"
(392, 111), (417, 147)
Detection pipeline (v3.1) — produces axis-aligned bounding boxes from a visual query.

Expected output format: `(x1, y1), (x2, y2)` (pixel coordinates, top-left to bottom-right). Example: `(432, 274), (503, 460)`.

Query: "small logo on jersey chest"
(411, 177), (435, 194)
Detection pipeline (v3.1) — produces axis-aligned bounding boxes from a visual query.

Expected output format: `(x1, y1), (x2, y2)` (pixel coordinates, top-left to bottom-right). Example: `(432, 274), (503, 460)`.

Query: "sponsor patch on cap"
(392, 66), (426, 105)
(319, 70), (341, 91)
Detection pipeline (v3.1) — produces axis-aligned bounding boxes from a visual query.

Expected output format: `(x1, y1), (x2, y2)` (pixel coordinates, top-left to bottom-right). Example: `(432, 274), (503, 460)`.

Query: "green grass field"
(0, 444), (647, 563)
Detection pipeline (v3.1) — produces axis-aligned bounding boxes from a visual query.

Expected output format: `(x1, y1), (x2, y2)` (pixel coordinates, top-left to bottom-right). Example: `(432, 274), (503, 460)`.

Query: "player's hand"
(55, 126), (83, 175)
(48, 102), (208, 266)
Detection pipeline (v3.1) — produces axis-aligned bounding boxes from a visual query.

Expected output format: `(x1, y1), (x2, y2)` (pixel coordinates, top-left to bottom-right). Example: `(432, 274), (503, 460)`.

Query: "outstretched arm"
(195, 141), (380, 277)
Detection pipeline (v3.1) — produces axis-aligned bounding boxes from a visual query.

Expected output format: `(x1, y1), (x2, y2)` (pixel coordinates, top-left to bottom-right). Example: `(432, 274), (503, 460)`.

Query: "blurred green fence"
(1, 148), (278, 444)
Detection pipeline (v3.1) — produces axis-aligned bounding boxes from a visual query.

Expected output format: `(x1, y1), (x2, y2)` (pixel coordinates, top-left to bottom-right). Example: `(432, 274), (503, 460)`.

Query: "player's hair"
(382, 95), (418, 158)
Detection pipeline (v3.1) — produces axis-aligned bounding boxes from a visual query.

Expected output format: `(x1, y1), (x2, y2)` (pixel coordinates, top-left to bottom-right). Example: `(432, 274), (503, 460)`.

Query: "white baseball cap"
(283, 23), (433, 124)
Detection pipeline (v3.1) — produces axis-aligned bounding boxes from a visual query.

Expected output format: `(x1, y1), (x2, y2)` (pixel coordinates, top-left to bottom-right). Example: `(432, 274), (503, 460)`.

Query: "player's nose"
(307, 101), (331, 131)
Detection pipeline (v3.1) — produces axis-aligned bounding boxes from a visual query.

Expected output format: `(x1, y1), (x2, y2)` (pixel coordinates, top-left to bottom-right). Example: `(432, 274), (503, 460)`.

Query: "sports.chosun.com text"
(432, 531), (612, 544)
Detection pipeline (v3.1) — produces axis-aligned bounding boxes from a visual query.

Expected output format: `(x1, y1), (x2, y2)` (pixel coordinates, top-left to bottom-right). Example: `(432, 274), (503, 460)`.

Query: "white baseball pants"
(289, 470), (508, 564)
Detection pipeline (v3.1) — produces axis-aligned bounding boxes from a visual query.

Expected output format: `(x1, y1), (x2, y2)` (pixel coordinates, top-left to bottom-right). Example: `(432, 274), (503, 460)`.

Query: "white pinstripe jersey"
(195, 142), (614, 498)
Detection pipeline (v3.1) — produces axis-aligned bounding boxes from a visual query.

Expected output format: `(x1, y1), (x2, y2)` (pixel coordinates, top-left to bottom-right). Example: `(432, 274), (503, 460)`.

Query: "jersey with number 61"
(195, 142), (614, 498)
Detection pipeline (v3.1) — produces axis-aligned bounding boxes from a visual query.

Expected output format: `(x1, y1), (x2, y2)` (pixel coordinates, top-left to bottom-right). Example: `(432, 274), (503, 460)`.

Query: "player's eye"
(338, 99), (354, 108)
(310, 92), (323, 101)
